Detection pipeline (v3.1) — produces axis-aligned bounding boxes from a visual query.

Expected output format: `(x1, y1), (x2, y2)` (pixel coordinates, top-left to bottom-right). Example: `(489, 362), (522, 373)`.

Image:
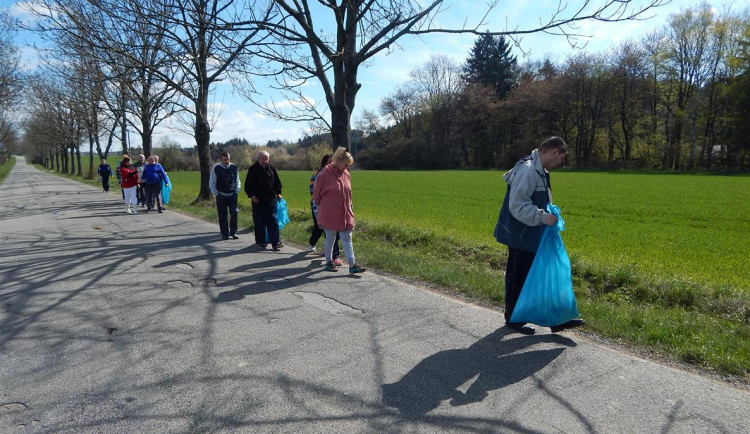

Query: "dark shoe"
(272, 243), (284, 250)
(157, 209), (163, 213)
(550, 319), (585, 333)
(348, 264), (366, 274)
(506, 322), (536, 335)
(325, 261), (338, 272)
(222, 235), (230, 240)
(256, 244), (267, 249)
(230, 234), (239, 240)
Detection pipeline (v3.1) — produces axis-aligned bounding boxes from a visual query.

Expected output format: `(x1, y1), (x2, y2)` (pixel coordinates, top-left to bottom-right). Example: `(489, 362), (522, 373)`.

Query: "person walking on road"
(244, 151), (283, 249)
(133, 154), (147, 207)
(119, 156), (140, 214)
(494, 136), (584, 335)
(312, 147), (365, 274)
(115, 154), (128, 200)
(209, 151), (241, 240)
(308, 154), (342, 265)
(97, 159), (112, 193)
(141, 156), (169, 213)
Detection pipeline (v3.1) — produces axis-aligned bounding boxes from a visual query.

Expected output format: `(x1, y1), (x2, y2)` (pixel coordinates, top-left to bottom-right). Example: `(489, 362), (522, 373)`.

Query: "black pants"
(216, 193), (238, 237)
(145, 182), (163, 210)
(137, 183), (146, 204)
(504, 247), (536, 323)
(101, 176), (109, 192)
(309, 216), (340, 259)
(252, 203), (279, 246)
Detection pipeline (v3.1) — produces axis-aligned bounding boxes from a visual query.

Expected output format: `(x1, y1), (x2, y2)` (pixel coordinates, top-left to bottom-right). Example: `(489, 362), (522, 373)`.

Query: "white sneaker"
(307, 245), (316, 253)
(126, 208), (133, 214)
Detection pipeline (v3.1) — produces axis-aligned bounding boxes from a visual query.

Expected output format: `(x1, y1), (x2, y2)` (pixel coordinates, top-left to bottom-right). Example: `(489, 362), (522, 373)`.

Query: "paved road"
(1, 157), (748, 433)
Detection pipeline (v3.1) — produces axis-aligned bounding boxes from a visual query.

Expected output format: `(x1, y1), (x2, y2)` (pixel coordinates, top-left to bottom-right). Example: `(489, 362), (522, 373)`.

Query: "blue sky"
(5, 0), (749, 148)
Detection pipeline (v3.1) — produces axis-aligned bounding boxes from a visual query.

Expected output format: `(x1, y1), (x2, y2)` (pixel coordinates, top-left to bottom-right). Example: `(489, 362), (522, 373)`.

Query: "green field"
(264, 170), (749, 293)
(43, 165), (750, 380)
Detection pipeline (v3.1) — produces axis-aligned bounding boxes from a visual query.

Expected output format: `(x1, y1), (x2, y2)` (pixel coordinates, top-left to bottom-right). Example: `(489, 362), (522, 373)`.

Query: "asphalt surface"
(1, 156), (748, 433)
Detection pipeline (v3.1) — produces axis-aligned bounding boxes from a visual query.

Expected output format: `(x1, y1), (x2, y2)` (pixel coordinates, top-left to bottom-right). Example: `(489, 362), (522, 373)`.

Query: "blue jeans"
(216, 193), (238, 237)
(252, 203), (279, 246)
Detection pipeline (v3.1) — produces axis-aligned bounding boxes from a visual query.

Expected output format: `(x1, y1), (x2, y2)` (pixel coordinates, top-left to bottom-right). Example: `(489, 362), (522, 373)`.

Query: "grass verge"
(0, 156), (16, 184)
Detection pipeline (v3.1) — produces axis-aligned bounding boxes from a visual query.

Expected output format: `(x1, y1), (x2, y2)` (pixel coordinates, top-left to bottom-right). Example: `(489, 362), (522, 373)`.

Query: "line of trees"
(0, 10), (22, 165)
(354, 4), (750, 170)
(12, 0), (672, 201)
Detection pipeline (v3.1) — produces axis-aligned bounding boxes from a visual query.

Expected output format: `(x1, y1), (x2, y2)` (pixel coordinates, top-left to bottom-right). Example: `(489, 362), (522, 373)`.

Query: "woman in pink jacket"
(312, 147), (366, 274)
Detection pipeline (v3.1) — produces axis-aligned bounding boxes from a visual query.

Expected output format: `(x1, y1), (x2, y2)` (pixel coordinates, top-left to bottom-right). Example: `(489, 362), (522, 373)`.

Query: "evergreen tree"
(463, 33), (518, 98)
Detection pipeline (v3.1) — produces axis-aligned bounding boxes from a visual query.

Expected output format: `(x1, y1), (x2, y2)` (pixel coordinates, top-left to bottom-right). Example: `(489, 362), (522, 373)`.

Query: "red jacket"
(312, 164), (354, 231)
(120, 165), (139, 188)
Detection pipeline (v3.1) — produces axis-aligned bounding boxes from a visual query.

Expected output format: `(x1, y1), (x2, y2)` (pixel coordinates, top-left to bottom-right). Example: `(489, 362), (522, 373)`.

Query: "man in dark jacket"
(97, 159), (112, 192)
(494, 136), (583, 335)
(209, 152), (241, 240)
(244, 151), (283, 249)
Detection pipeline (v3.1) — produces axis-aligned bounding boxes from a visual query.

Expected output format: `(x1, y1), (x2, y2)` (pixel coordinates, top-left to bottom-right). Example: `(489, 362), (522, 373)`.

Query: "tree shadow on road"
(382, 327), (576, 415)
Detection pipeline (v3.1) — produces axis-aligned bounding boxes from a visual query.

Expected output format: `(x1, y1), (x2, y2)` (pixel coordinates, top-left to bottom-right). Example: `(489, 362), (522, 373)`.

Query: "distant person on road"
(209, 151), (241, 240)
(133, 154), (147, 207)
(493, 136), (584, 335)
(97, 159), (112, 193)
(119, 156), (139, 214)
(141, 156), (169, 213)
(308, 154), (342, 265)
(244, 150), (283, 249)
(312, 147), (365, 274)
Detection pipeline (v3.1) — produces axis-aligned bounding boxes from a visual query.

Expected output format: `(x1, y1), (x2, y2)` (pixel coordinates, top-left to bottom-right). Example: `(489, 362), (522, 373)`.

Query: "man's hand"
(251, 195), (259, 204)
(544, 213), (558, 226)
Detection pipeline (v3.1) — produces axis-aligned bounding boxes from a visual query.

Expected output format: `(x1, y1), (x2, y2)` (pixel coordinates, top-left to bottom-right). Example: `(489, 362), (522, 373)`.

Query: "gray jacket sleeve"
(208, 164), (218, 196)
(507, 165), (547, 227)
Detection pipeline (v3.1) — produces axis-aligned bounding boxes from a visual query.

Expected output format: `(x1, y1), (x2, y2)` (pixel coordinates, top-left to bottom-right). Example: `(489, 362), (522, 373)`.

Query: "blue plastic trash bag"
(264, 198), (291, 242)
(510, 204), (580, 327)
(161, 178), (172, 204)
(276, 198), (290, 230)
(161, 172), (172, 204)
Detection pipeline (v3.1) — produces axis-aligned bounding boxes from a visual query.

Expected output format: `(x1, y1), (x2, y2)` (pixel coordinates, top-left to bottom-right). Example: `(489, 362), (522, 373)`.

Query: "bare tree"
(379, 84), (418, 138)
(663, 3), (713, 169)
(120, 0), (276, 201)
(607, 41), (650, 161)
(245, 0), (668, 151)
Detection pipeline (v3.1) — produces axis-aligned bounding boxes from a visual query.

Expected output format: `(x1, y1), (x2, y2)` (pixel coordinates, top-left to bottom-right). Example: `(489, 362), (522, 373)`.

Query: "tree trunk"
(194, 86), (213, 202)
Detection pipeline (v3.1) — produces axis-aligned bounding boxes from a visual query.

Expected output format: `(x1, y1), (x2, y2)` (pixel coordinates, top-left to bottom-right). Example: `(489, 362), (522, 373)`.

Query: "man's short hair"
(539, 136), (567, 154)
(220, 151), (230, 158)
(257, 150), (270, 160)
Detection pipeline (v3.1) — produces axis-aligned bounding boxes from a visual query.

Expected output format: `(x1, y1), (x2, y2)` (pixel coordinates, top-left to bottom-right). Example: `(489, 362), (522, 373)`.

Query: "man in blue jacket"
(141, 156), (169, 213)
(97, 159), (112, 192)
(209, 152), (241, 240)
(494, 136), (584, 335)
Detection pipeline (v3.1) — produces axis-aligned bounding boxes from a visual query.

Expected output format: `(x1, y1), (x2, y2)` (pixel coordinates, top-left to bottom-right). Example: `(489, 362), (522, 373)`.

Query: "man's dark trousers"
(216, 193), (238, 237)
(252, 203), (279, 246)
(101, 176), (110, 192)
(504, 247), (536, 323)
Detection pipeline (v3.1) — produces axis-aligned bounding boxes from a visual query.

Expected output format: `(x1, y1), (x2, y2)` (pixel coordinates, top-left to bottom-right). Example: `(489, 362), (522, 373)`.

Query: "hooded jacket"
(494, 149), (552, 252)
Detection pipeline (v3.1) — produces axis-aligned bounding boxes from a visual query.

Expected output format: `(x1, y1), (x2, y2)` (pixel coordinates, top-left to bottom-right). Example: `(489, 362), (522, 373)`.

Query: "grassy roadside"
(0, 156), (16, 185)
(34, 163), (750, 383)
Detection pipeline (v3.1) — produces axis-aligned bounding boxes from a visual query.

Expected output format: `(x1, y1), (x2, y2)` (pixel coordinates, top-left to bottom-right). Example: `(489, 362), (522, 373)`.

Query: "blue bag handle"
(546, 203), (565, 232)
